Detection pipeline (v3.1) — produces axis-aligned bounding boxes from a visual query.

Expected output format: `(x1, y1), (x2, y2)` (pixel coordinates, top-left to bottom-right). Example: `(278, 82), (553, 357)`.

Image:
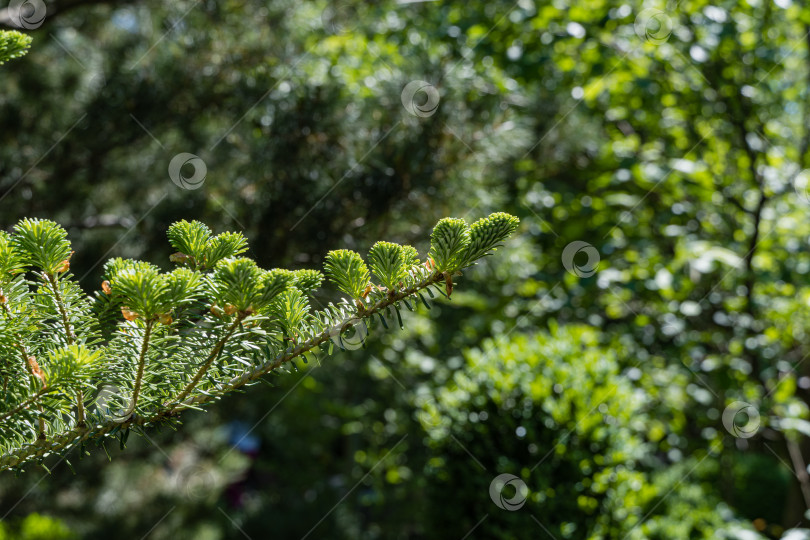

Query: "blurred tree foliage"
(423, 324), (756, 538)
(0, 513), (75, 540)
(2, 0), (810, 538)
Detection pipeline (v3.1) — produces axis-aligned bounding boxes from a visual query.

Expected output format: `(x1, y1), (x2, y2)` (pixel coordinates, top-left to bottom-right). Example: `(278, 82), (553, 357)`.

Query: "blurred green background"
(1, 0), (809, 538)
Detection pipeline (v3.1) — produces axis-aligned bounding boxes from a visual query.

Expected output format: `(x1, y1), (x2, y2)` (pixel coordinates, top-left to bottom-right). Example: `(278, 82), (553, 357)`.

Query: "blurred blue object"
(226, 421), (261, 455)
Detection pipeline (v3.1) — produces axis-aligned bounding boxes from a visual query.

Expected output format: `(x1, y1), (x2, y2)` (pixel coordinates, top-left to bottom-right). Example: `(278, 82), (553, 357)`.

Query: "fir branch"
(120, 320), (154, 421)
(0, 213), (519, 472)
(45, 271), (86, 426)
(45, 273), (75, 343)
(0, 302), (32, 375)
(167, 312), (246, 407)
(179, 269), (444, 409)
(0, 270), (446, 470)
(0, 386), (50, 425)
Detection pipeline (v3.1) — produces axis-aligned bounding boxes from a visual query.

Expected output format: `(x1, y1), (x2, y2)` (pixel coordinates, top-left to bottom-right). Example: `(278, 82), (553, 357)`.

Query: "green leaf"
(12, 219), (73, 274)
(401, 245), (420, 268)
(205, 231), (249, 268)
(461, 212), (520, 266)
(258, 269), (296, 307)
(324, 249), (370, 299)
(0, 231), (23, 279)
(0, 31), (31, 66)
(161, 268), (204, 308)
(292, 269), (324, 295)
(111, 264), (167, 320)
(269, 288), (310, 338)
(103, 258), (155, 282)
(211, 257), (262, 312)
(368, 241), (409, 290)
(428, 218), (470, 273)
(45, 345), (104, 385)
(167, 220), (212, 267)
